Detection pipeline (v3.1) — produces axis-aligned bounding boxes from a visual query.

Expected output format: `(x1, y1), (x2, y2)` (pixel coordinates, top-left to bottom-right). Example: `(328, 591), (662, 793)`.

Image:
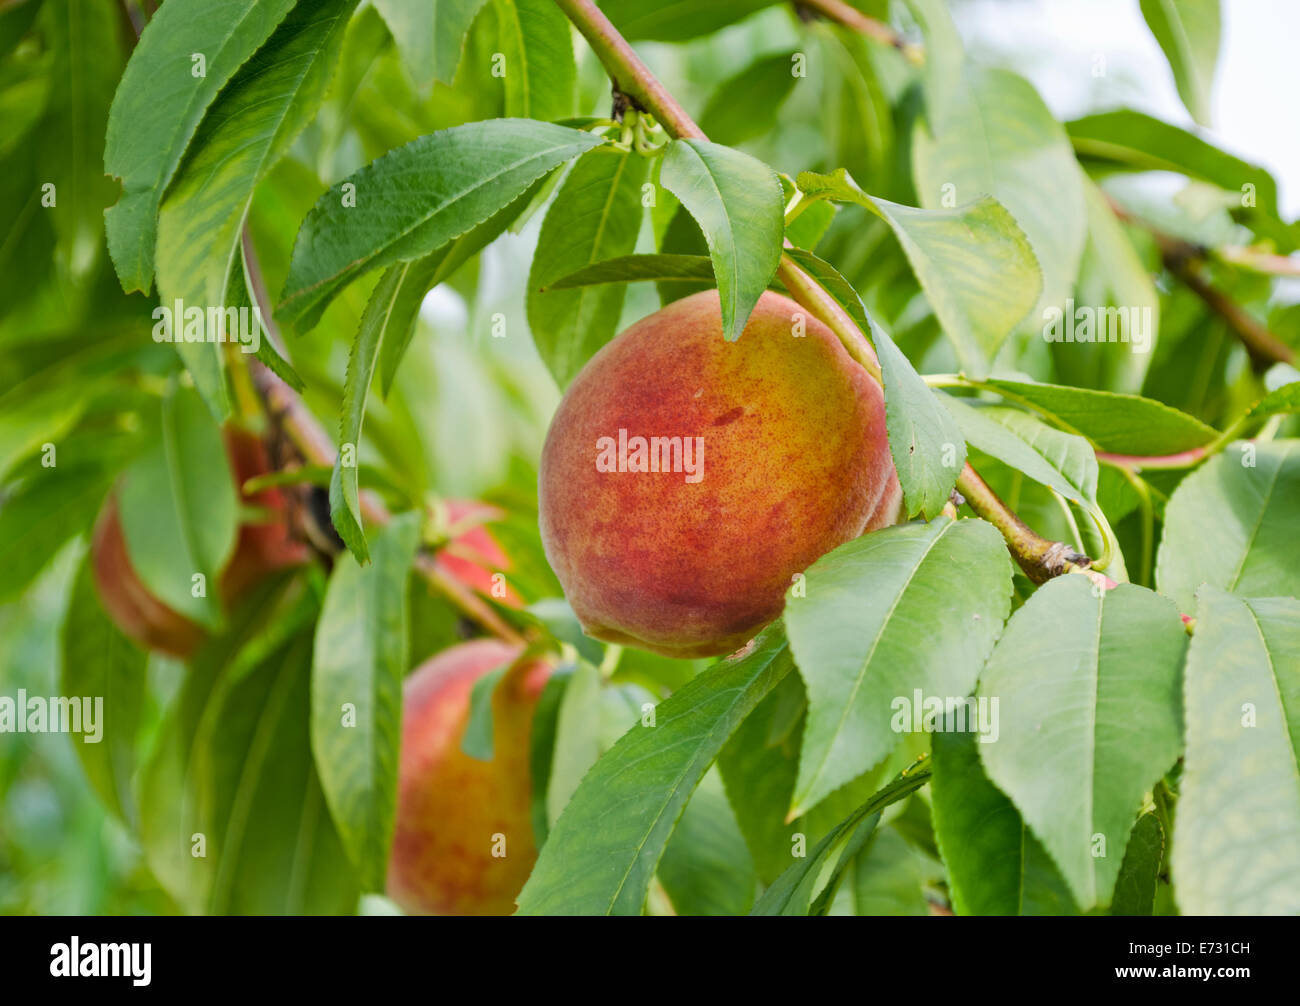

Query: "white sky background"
(953, 0), (1300, 216)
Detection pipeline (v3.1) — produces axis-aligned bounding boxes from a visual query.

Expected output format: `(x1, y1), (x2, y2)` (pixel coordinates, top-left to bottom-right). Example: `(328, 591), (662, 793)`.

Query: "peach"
(91, 427), (309, 657)
(538, 289), (900, 658)
(387, 639), (552, 916)
(431, 500), (524, 608)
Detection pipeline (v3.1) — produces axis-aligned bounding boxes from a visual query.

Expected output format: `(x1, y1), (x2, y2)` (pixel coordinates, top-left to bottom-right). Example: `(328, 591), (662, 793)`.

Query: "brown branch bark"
(797, 0), (923, 62)
(1106, 196), (1295, 370)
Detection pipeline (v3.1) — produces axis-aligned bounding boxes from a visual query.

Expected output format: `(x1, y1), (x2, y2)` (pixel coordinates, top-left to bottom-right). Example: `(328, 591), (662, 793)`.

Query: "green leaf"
(820, 27), (892, 190)
(59, 554), (148, 826)
(782, 247), (966, 519)
(911, 66), (1085, 337)
(659, 138), (784, 342)
(930, 729), (1079, 916)
(875, 333), (965, 519)
(528, 667), (571, 844)
(977, 576), (1187, 910)
(785, 517), (1013, 816)
(1155, 441), (1300, 613)
(777, 247), (871, 332)
(330, 260), (429, 562)
(0, 380), (89, 485)
(117, 384), (239, 629)
(515, 624), (793, 915)
(1140, 0), (1220, 126)
(750, 764), (932, 916)
(1067, 174), (1161, 395)
(310, 512), (421, 892)
(0, 0), (42, 58)
(225, 241), (304, 393)
(1244, 375), (1300, 423)
(1111, 813), (1165, 916)
(654, 202), (714, 305)
(600, 0), (779, 41)
(0, 446), (129, 603)
(658, 770), (757, 916)
(784, 199), (836, 252)
(753, 812), (878, 917)
(494, 0), (575, 122)
(797, 168), (1041, 372)
(377, 187), (537, 397)
(138, 584), (360, 915)
(717, 673), (927, 886)
(372, 0), (488, 94)
(975, 377), (1219, 455)
(832, 825), (936, 916)
(460, 657), (516, 760)
(278, 119), (603, 327)
(198, 615), (360, 914)
(944, 399), (1099, 509)
(528, 146), (648, 388)
(1172, 588), (1300, 915)
(155, 0), (357, 408)
(543, 253), (715, 290)
(33, 0), (124, 268)
(1067, 108), (1279, 219)
(104, 0), (297, 293)
(714, 676), (803, 883)
(699, 53), (798, 147)
(543, 658), (603, 823)
(947, 400), (1125, 579)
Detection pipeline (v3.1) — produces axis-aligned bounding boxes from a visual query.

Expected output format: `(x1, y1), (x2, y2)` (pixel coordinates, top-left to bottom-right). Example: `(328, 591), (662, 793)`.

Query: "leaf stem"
(927, 372), (1225, 472)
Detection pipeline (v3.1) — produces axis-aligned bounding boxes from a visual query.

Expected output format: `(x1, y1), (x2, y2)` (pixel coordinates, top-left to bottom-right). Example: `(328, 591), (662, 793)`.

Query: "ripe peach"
(431, 500), (524, 608)
(91, 427), (309, 657)
(91, 494), (205, 657)
(539, 289), (900, 658)
(387, 639), (552, 916)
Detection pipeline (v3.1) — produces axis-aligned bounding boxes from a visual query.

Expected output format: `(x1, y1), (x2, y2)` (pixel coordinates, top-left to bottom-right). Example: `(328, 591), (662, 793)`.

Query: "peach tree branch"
(554, 0), (1105, 586)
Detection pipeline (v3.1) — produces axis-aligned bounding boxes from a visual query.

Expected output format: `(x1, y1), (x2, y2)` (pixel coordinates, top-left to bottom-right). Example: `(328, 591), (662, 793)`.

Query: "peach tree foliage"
(1, 0), (1297, 916)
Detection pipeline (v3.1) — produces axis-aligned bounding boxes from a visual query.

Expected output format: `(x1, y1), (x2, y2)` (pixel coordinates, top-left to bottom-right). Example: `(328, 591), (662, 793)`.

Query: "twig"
(554, 0), (704, 140)
(1106, 195), (1295, 369)
(1094, 446), (1208, 471)
(1161, 244), (1295, 369)
(797, 0), (923, 63)
(954, 464), (1089, 583)
(1215, 244), (1300, 278)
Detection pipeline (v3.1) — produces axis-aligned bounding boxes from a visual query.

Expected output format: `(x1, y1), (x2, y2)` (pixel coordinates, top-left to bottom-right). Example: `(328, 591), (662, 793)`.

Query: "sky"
(954, 0), (1300, 216)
